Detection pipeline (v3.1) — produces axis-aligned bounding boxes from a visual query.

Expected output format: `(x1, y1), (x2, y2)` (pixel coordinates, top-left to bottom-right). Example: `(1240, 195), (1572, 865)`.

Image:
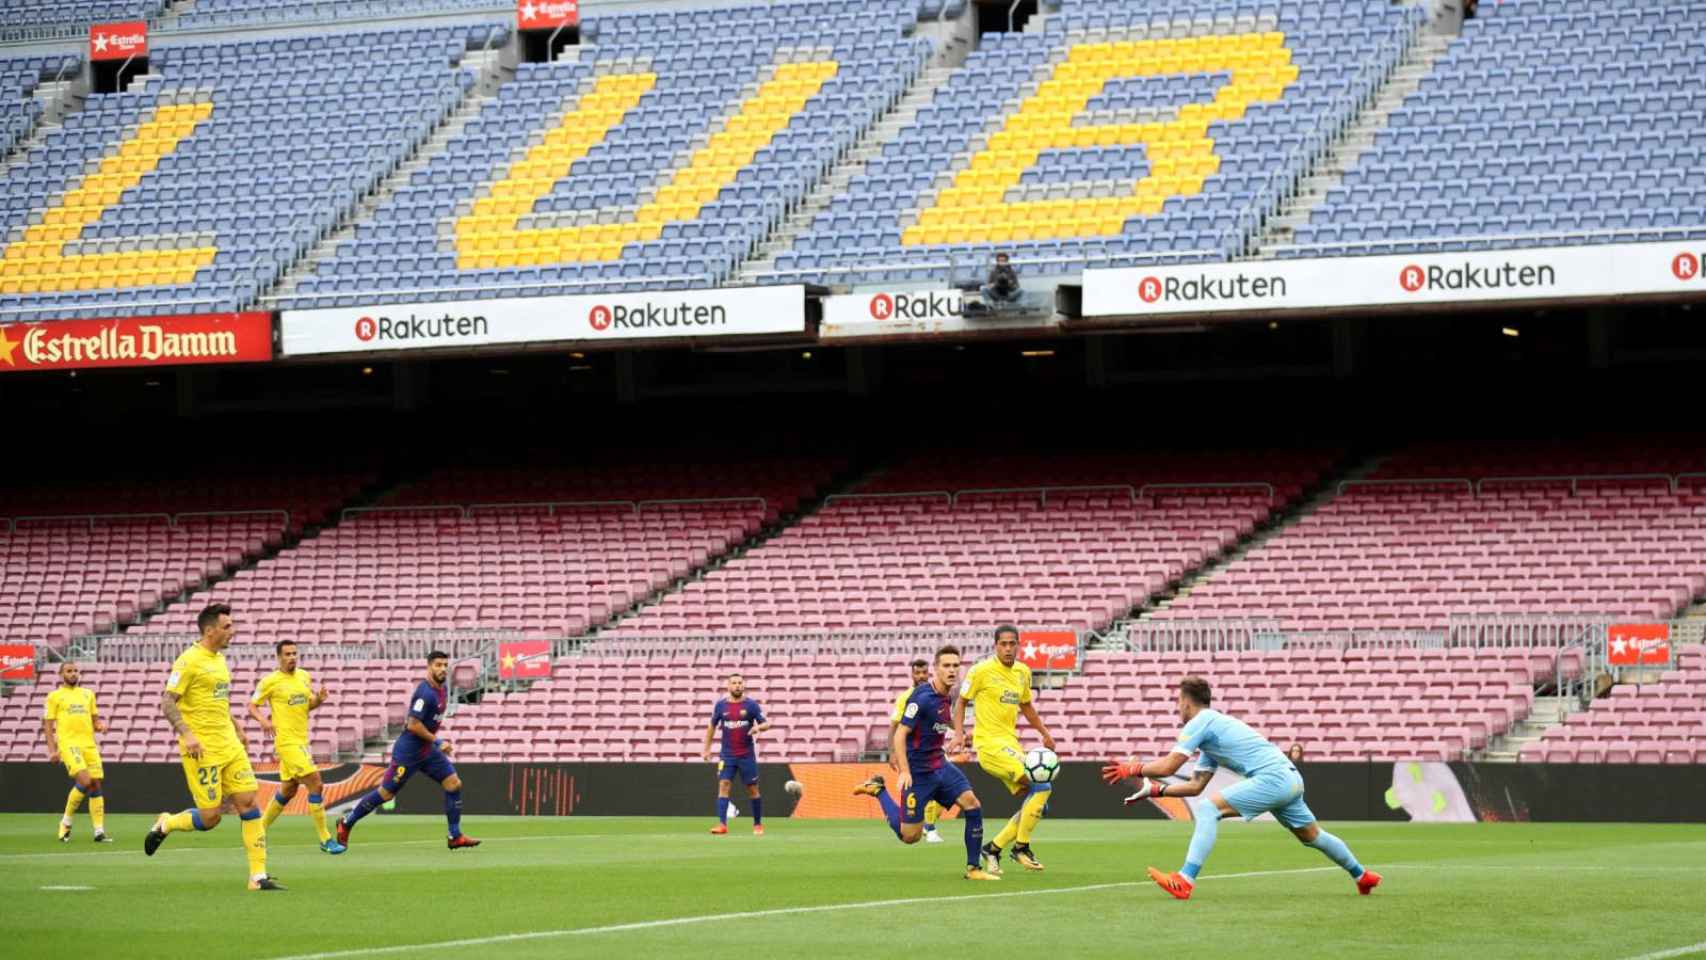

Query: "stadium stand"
(1287, 0), (1706, 256)
(757, 0), (1424, 286)
(272, 2), (932, 308)
(429, 641), (1546, 763)
(130, 455), (844, 645)
(0, 0), (163, 42)
(1153, 441), (1706, 631)
(0, 460), (378, 646)
(0, 55), (78, 158)
(1522, 643), (1706, 764)
(0, 26), (493, 322)
(609, 450), (1335, 635)
(172, 0), (505, 31)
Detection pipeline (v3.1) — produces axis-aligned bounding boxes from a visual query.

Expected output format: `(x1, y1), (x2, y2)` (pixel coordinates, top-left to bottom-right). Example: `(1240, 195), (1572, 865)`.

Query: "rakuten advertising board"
(280, 287), (806, 356)
(1082, 240), (1706, 320)
(821, 289), (1059, 340)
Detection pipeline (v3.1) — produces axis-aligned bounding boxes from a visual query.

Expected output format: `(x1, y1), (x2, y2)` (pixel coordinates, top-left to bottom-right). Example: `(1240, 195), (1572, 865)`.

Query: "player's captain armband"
(904, 702), (919, 719)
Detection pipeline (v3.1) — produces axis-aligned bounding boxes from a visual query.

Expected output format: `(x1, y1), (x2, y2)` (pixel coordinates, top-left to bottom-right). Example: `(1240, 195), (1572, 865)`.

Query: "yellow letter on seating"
(0, 101), (219, 295)
(904, 33), (1295, 246)
(454, 61), (837, 268)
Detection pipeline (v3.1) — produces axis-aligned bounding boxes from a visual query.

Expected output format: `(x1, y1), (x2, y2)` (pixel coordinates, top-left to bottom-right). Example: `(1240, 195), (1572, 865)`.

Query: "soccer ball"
(784, 779), (804, 797)
(1023, 748), (1060, 784)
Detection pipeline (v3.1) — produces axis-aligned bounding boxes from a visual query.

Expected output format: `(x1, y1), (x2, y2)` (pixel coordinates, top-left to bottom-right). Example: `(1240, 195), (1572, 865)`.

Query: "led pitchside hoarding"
(1081, 240), (1706, 320)
(279, 286), (807, 357)
(0, 312), (272, 372)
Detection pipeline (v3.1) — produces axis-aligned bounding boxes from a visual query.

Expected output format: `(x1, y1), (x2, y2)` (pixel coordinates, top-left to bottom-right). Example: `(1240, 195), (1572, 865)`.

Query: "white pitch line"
(1615, 942), (1706, 960)
(39, 885), (94, 891)
(0, 832), (626, 861)
(264, 865), (1342, 960)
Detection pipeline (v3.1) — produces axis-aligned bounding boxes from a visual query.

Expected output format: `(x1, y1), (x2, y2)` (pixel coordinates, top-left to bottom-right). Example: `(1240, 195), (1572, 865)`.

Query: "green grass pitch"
(4, 814), (1705, 959)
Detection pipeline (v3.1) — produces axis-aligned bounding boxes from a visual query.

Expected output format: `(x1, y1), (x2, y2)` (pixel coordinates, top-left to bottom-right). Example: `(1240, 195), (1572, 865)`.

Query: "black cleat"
(143, 813), (169, 857)
(981, 841), (1004, 875)
(92, 831), (113, 843)
(248, 875), (287, 891)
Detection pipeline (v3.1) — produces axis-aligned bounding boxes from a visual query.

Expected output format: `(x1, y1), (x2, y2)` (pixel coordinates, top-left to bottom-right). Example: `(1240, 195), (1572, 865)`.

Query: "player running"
(248, 640), (345, 854)
(702, 673), (770, 836)
(854, 645), (999, 881)
(1102, 676), (1382, 900)
(43, 661), (112, 843)
(953, 624), (1057, 873)
(144, 604), (283, 891)
(891, 657), (944, 843)
(338, 650), (480, 850)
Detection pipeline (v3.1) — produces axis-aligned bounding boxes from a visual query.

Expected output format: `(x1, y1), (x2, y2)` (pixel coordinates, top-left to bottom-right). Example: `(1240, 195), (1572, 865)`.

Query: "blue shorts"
(903, 764), (972, 824)
(1221, 765), (1316, 829)
(382, 747), (457, 794)
(718, 755), (760, 785)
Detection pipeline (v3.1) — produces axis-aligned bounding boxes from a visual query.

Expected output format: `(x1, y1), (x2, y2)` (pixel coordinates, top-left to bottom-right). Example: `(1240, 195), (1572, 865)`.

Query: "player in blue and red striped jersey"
(336, 651), (480, 850)
(854, 645), (999, 881)
(701, 673), (770, 836)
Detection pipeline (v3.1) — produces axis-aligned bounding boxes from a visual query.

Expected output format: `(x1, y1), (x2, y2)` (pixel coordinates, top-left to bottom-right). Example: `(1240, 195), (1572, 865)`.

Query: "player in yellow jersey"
(891, 657), (946, 843)
(144, 603), (284, 891)
(248, 639), (344, 854)
(42, 661), (112, 843)
(952, 624), (1057, 874)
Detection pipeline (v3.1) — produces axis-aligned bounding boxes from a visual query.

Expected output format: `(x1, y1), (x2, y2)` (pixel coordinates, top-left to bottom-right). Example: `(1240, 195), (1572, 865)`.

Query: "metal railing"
(1099, 614), (1618, 655)
(264, 274), (716, 309)
(1268, 225), (1706, 260)
(1338, 472), (1706, 498)
(555, 626), (1084, 668)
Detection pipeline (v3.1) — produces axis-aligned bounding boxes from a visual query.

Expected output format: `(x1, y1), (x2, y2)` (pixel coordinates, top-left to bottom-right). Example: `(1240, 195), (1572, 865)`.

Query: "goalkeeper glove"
(1100, 759), (1144, 785)
(1122, 779), (1166, 805)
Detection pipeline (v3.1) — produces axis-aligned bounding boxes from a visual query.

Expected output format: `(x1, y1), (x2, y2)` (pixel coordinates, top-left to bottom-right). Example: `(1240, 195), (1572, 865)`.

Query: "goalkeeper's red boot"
(447, 834), (481, 850)
(1356, 869), (1382, 895)
(1148, 866), (1194, 900)
(709, 823), (728, 835)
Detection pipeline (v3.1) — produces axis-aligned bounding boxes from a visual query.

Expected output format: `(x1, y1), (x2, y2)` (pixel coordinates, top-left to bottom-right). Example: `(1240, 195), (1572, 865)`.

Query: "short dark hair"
(909, 658), (928, 669)
(197, 603), (231, 634)
(275, 640), (296, 655)
(995, 252), (1010, 260)
(1180, 675), (1212, 706)
(426, 650), (449, 663)
(993, 624), (1019, 642)
(934, 644), (961, 663)
(728, 673), (743, 681)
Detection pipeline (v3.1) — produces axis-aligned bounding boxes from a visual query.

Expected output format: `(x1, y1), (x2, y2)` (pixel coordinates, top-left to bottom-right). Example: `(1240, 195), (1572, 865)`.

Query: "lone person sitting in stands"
(981, 252), (1021, 305)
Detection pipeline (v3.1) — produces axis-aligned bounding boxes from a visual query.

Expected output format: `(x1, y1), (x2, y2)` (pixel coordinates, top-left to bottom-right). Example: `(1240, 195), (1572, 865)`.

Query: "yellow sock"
(308, 800), (331, 843)
(89, 796), (105, 832)
(993, 810), (1021, 849)
(63, 787), (86, 822)
(924, 801), (942, 827)
(261, 797), (285, 830)
(1015, 789), (1049, 844)
(164, 811), (197, 834)
(240, 815), (267, 879)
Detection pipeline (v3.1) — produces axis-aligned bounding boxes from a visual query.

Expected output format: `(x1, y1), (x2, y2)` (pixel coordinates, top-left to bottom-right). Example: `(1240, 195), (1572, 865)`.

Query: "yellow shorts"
(181, 750), (257, 808)
(63, 744), (103, 781)
(977, 741), (1029, 795)
(276, 744), (319, 782)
